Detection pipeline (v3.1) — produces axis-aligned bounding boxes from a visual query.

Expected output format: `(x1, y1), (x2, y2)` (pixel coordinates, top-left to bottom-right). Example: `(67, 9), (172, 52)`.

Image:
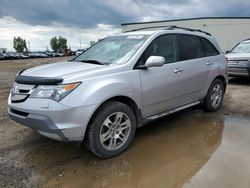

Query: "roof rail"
(124, 25), (170, 32)
(124, 25), (211, 36)
(167, 25), (211, 36)
(242, 38), (250, 41)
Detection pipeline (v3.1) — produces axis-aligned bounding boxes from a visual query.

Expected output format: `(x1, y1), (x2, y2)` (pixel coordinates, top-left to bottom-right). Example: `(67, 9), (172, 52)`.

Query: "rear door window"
(177, 34), (204, 61)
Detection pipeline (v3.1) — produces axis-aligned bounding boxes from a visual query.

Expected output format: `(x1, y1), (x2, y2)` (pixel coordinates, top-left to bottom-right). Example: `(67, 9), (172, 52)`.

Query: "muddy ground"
(0, 57), (250, 188)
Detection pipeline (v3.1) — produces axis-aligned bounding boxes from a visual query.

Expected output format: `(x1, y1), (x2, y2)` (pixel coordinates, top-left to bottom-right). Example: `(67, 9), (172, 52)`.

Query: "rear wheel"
(84, 101), (136, 158)
(204, 79), (225, 111)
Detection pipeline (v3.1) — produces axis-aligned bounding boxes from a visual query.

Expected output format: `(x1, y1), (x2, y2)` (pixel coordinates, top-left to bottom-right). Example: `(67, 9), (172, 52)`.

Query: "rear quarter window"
(201, 37), (219, 57)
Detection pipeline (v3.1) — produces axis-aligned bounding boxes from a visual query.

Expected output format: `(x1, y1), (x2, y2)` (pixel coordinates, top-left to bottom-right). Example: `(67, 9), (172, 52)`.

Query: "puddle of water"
(183, 116), (250, 188)
(42, 111), (225, 188)
(22, 110), (250, 188)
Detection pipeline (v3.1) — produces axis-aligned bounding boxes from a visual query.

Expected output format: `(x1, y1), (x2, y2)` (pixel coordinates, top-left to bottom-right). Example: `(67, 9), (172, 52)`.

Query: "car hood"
(225, 53), (250, 60)
(21, 61), (110, 79)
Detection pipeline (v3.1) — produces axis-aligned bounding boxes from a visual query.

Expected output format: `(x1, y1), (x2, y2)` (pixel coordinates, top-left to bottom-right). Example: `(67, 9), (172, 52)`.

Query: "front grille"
(11, 83), (35, 103)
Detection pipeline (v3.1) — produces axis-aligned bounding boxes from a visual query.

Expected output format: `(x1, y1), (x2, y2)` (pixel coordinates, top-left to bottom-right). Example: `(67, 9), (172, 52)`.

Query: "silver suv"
(226, 39), (250, 78)
(8, 26), (227, 158)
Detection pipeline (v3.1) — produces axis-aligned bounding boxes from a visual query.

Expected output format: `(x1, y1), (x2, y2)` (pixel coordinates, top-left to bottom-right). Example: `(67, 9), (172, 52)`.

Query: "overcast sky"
(0, 0), (250, 51)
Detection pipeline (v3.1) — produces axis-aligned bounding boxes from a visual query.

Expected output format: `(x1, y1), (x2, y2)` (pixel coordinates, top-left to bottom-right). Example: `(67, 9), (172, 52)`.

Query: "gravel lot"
(1, 57), (250, 188)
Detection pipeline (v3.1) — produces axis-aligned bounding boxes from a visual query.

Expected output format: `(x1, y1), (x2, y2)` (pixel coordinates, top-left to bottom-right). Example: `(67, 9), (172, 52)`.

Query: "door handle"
(174, 68), (183, 73)
(206, 62), (213, 66)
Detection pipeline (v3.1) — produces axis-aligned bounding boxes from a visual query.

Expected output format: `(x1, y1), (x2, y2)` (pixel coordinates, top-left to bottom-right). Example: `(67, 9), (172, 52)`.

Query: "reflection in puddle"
(183, 116), (250, 188)
(40, 110), (225, 188)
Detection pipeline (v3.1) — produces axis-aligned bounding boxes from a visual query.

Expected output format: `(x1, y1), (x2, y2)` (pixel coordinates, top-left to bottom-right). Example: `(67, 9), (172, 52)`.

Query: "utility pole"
(28, 41), (30, 52)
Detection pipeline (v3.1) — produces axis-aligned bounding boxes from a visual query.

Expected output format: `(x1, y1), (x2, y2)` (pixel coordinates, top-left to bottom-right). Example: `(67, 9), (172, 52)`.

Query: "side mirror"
(145, 56), (165, 68)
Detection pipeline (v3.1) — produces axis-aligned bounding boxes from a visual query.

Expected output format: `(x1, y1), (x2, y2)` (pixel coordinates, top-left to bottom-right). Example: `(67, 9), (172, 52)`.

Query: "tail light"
(225, 56), (228, 64)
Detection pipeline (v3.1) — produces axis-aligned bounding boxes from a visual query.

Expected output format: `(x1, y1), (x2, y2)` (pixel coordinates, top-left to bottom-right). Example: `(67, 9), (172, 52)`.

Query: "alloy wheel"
(99, 112), (131, 151)
(210, 83), (223, 108)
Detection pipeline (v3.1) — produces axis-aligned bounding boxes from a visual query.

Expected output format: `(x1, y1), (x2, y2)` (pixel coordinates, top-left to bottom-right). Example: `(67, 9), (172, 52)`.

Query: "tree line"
(13, 36), (68, 53)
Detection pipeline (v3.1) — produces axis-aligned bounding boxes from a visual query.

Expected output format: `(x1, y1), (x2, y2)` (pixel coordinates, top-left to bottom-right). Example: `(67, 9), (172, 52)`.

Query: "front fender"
(60, 71), (142, 109)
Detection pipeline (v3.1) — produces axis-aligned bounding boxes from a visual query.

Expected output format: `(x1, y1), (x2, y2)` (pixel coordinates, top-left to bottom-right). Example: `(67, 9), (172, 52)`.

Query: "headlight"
(30, 82), (80, 101)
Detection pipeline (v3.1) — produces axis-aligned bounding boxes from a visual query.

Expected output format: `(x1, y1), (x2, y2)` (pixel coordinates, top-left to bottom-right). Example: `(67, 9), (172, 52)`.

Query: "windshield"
(231, 42), (250, 53)
(73, 35), (149, 65)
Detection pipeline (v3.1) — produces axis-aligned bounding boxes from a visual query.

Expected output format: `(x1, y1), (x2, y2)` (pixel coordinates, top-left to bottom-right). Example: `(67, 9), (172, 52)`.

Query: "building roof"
(121, 17), (250, 26)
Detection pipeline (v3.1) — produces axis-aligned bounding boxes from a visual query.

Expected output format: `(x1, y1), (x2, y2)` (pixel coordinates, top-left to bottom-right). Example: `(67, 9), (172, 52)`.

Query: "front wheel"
(204, 79), (225, 112)
(84, 101), (136, 158)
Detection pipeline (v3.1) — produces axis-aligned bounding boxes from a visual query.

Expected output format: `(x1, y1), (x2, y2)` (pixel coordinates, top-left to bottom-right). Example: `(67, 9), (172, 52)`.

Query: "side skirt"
(141, 100), (202, 126)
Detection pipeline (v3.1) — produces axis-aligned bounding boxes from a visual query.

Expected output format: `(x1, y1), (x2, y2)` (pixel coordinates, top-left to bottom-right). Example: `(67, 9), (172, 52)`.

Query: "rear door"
(200, 37), (221, 86)
(175, 34), (209, 101)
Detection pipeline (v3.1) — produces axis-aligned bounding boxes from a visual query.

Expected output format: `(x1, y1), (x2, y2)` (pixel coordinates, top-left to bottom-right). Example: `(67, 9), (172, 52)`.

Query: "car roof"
(112, 26), (221, 53)
(114, 26), (212, 39)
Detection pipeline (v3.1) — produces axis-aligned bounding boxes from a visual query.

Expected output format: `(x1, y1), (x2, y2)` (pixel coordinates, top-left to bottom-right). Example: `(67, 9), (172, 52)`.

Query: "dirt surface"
(0, 58), (250, 188)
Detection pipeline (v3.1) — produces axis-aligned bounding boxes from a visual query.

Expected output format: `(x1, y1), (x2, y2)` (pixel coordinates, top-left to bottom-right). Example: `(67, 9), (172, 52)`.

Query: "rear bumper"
(228, 67), (250, 77)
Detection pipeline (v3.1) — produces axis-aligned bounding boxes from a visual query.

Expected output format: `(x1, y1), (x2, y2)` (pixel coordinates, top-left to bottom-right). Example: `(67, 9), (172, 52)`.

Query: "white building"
(121, 17), (250, 51)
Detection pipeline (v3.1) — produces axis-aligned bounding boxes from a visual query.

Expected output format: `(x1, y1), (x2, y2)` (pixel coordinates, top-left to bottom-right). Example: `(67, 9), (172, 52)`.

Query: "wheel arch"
(206, 75), (227, 94)
(213, 75), (227, 91)
(84, 96), (142, 141)
(203, 75), (226, 112)
(104, 96), (141, 125)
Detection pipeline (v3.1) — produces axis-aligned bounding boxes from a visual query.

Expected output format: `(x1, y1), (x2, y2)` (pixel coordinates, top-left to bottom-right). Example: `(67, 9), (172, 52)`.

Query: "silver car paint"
(226, 53), (250, 67)
(225, 39), (250, 77)
(8, 29), (226, 141)
(226, 53), (250, 60)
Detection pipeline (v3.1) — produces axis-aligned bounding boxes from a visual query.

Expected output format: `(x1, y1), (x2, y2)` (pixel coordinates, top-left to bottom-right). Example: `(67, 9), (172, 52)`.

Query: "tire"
(204, 79), (225, 112)
(84, 101), (136, 158)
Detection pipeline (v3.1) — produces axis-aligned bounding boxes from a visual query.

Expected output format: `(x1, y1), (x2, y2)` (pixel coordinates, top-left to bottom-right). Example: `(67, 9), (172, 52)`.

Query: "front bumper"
(9, 109), (68, 141)
(8, 97), (98, 142)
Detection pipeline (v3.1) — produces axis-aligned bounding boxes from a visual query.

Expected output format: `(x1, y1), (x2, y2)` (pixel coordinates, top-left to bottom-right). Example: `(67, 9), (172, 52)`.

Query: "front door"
(138, 34), (189, 117)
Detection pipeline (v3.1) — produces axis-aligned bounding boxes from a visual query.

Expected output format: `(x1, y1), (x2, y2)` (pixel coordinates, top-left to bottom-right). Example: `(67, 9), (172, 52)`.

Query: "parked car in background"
(76, 49), (84, 56)
(28, 52), (48, 58)
(45, 52), (56, 57)
(0, 51), (65, 61)
(8, 26), (227, 158)
(9, 53), (19, 59)
(19, 54), (29, 59)
(55, 52), (64, 57)
(0, 54), (4, 60)
(226, 39), (250, 78)
(2, 53), (11, 60)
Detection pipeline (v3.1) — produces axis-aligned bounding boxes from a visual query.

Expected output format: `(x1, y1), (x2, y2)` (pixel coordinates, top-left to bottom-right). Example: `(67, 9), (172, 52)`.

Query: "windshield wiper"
(77, 60), (105, 65)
